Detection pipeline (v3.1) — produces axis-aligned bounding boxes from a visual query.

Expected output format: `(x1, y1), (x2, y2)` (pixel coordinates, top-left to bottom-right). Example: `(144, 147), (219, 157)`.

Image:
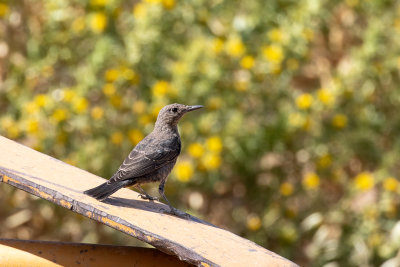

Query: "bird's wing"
(109, 137), (181, 182)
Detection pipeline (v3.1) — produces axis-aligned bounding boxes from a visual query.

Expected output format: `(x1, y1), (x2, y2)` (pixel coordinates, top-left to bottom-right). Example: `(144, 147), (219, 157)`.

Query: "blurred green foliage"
(1, 0), (400, 266)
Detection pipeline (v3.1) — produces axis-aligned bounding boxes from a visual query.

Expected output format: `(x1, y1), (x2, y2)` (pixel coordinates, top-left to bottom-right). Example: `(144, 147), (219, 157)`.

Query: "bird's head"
(155, 103), (203, 129)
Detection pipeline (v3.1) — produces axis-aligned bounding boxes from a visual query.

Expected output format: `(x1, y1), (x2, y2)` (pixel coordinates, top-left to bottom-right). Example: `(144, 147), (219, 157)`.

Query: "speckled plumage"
(84, 103), (203, 213)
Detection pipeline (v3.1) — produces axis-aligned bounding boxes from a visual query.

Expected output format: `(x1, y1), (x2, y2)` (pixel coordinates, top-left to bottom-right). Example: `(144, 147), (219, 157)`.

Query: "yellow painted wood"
(0, 238), (191, 267)
(0, 136), (298, 267)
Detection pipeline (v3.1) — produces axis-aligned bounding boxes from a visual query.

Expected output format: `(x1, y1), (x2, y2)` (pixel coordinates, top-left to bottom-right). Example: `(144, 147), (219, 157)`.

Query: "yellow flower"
(172, 61), (187, 75)
(132, 100), (146, 114)
(128, 129), (144, 145)
(73, 98), (89, 114)
(111, 131), (124, 144)
(211, 38), (224, 54)
(354, 172), (374, 191)
(139, 114), (153, 126)
(110, 95), (122, 108)
(104, 69), (119, 82)
(188, 143), (204, 158)
(302, 172), (320, 189)
(91, 106), (104, 120)
(72, 17), (85, 33)
(7, 126), (20, 139)
(0, 3), (9, 17)
(240, 56), (255, 69)
(90, 0), (110, 7)
(288, 112), (305, 128)
(63, 89), (76, 103)
(296, 93), (313, 110)
(64, 157), (77, 166)
(1, 117), (20, 138)
(383, 177), (398, 192)
(25, 101), (40, 114)
(202, 153), (221, 170)
(206, 136), (223, 153)
(152, 81), (170, 98)
(42, 65), (54, 78)
(90, 12), (107, 34)
(162, 0), (175, 9)
(120, 67), (139, 83)
(207, 97), (222, 110)
(26, 119), (40, 134)
(226, 37), (245, 58)
(262, 44), (284, 63)
(1, 117), (13, 129)
(270, 63), (282, 75)
(247, 214), (262, 231)
(234, 80), (249, 92)
(133, 2), (147, 18)
(35, 94), (49, 108)
(317, 154), (332, 168)
(151, 104), (164, 118)
(317, 88), (334, 106)
(332, 114), (348, 129)
(51, 108), (69, 122)
(103, 83), (117, 96)
(174, 161), (194, 182)
(267, 28), (285, 43)
(280, 182), (294, 196)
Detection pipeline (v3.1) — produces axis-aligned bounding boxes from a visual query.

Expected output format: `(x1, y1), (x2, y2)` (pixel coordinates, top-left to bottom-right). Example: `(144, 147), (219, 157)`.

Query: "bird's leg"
(137, 186), (158, 201)
(158, 181), (182, 215)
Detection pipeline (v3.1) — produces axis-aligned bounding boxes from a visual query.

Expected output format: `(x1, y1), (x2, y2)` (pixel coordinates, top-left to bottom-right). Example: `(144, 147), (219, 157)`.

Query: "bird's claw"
(160, 206), (190, 219)
(138, 193), (158, 201)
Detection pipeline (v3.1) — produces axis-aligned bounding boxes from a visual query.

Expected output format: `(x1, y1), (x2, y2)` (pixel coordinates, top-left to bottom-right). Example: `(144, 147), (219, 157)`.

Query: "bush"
(1, 0), (400, 265)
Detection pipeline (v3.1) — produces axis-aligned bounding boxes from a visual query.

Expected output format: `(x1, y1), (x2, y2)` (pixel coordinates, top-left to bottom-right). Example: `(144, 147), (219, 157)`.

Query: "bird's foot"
(138, 193), (158, 201)
(161, 206), (190, 219)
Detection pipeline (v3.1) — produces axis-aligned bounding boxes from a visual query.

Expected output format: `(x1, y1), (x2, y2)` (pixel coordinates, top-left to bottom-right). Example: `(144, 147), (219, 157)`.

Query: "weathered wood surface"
(0, 136), (298, 267)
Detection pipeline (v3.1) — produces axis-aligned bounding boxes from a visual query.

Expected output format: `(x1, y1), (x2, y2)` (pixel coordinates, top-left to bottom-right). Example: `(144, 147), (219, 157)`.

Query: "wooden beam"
(0, 238), (191, 267)
(0, 136), (298, 267)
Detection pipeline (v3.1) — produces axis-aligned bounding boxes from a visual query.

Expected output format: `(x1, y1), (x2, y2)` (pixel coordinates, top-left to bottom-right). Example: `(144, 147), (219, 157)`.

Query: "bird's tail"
(83, 181), (125, 201)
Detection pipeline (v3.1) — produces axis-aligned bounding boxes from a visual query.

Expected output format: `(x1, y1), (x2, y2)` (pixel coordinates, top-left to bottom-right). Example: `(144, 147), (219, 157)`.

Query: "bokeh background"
(1, 0), (400, 266)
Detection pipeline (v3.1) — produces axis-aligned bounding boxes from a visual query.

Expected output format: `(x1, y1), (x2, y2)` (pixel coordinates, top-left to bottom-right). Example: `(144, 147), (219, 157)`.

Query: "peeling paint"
(38, 190), (52, 200)
(59, 199), (73, 209)
(2, 175), (16, 184)
(144, 235), (159, 243)
(100, 216), (137, 237)
(3, 175), (55, 203)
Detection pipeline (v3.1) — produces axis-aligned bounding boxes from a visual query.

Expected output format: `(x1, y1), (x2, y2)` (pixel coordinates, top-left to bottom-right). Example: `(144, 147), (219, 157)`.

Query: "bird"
(83, 103), (203, 215)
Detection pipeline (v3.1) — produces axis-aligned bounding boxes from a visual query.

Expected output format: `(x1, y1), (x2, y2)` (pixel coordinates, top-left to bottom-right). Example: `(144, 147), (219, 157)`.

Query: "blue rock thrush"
(84, 103), (203, 215)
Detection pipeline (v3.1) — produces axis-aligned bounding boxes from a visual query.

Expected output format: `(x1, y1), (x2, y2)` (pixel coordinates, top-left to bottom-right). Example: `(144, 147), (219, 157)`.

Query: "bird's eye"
(172, 108), (178, 112)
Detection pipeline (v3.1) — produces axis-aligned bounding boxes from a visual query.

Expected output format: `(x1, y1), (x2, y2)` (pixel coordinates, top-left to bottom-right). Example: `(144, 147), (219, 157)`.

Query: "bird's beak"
(186, 105), (204, 112)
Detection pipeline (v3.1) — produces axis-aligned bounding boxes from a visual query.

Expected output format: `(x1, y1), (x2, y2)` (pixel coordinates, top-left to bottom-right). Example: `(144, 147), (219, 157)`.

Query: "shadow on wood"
(0, 136), (299, 267)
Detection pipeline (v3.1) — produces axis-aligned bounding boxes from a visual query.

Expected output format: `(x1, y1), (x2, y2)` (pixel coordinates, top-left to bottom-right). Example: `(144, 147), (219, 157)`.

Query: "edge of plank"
(0, 169), (216, 267)
(0, 136), (299, 267)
